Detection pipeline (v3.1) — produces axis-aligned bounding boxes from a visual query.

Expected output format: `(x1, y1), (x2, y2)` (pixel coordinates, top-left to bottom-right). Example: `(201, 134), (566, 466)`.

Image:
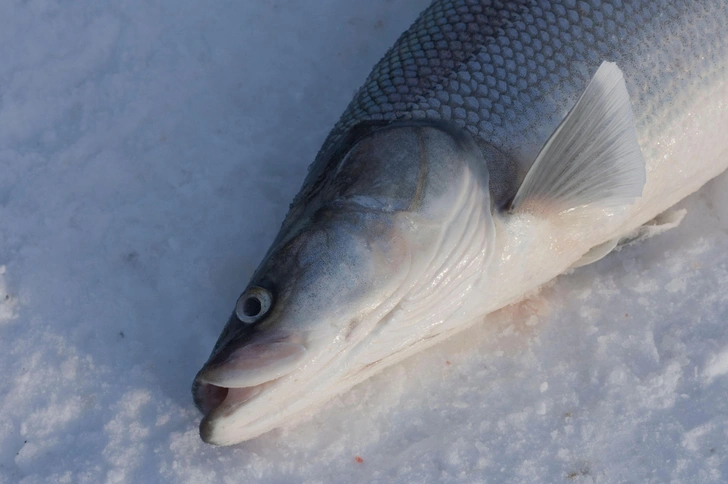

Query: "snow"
(1, 0), (727, 482)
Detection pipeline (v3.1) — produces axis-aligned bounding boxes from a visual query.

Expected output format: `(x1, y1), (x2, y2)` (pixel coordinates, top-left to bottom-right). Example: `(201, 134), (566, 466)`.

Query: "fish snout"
(191, 331), (308, 445)
(195, 340), (307, 389)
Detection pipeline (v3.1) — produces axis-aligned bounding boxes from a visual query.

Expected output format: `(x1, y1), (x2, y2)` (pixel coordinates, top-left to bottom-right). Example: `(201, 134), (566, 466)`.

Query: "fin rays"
(511, 62), (646, 215)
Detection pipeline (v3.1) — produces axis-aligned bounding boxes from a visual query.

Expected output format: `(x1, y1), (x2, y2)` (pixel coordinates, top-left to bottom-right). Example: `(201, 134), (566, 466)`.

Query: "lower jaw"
(196, 380), (279, 445)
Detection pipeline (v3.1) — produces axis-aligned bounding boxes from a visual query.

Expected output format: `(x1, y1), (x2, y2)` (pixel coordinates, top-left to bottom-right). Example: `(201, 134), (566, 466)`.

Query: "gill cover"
(316, 122), (498, 372)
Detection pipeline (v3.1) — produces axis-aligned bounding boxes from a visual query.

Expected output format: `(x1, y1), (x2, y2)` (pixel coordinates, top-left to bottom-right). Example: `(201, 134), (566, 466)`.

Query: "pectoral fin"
(570, 208), (687, 269)
(620, 208), (687, 246)
(570, 238), (620, 268)
(511, 62), (645, 215)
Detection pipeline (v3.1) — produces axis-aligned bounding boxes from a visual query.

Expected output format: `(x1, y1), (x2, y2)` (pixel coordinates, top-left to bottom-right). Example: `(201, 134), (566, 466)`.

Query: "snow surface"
(1, 0), (727, 482)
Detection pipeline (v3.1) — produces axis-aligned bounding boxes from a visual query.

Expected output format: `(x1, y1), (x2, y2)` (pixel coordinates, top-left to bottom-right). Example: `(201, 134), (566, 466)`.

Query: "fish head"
(192, 122), (493, 445)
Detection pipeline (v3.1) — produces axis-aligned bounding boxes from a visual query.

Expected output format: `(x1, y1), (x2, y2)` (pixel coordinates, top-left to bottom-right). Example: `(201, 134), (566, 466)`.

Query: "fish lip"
(192, 331), (329, 445)
(192, 341), (308, 445)
(191, 375), (228, 415)
(193, 373), (276, 445)
(191, 358), (275, 416)
(196, 340), (308, 389)
(192, 330), (307, 413)
(197, 384), (268, 445)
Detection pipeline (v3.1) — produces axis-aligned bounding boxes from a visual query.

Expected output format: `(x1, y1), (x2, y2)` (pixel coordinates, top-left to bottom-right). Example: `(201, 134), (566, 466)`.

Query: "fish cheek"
(369, 228), (410, 278)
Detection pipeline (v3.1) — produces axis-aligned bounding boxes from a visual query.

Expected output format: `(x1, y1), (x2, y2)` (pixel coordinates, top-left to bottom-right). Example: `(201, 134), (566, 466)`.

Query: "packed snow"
(1, 1), (727, 482)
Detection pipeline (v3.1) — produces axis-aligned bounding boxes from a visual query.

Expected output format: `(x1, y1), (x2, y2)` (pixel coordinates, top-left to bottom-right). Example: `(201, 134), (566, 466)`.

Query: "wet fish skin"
(194, 121), (495, 441)
(193, 0), (728, 445)
(306, 0), (727, 211)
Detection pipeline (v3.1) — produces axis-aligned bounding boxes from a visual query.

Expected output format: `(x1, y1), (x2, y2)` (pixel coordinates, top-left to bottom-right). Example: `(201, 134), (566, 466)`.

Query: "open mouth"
(192, 379), (229, 415)
(192, 377), (270, 444)
(192, 379), (265, 416)
(191, 337), (308, 445)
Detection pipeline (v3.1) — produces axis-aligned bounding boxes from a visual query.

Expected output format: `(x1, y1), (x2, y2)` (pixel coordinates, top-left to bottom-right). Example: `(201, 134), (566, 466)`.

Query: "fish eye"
(235, 286), (273, 324)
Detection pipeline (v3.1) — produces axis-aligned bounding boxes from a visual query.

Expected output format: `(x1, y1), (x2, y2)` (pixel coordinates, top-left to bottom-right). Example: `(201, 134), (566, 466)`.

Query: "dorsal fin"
(511, 62), (646, 215)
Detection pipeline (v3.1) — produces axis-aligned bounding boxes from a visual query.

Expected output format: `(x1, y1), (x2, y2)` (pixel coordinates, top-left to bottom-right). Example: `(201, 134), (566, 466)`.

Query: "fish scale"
(302, 0), (725, 192)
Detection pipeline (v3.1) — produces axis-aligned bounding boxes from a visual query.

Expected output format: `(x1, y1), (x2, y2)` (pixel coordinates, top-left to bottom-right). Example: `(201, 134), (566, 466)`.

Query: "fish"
(192, 0), (728, 445)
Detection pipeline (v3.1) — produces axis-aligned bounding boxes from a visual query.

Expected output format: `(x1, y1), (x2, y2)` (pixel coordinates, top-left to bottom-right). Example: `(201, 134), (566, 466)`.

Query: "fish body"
(193, 0), (728, 445)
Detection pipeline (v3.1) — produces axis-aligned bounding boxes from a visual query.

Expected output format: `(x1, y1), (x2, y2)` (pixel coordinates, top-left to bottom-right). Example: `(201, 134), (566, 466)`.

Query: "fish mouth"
(192, 336), (308, 445)
(192, 377), (267, 417)
(192, 378), (273, 444)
